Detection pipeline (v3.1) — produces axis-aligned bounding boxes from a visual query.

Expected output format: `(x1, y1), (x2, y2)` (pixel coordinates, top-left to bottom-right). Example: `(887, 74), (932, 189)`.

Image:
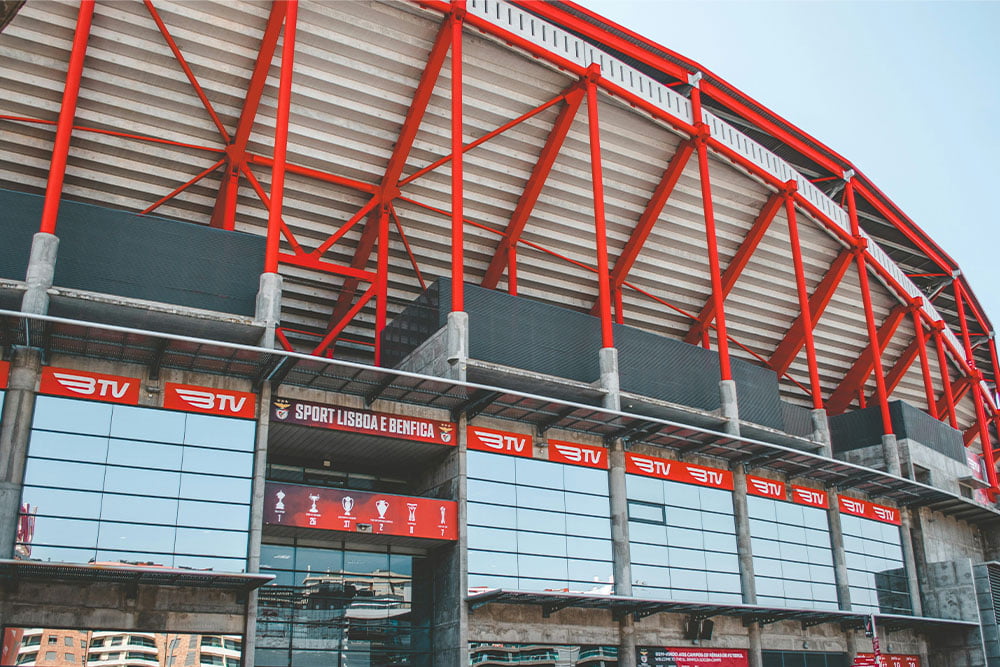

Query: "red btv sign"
(164, 382), (255, 419)
(747, 475), (785, 500)
(40, 367), (140, 405)
(839, 495), (901, 525)
(792, 485), (828, 508)
(854, 655), (919, 667)
(264, 482), (457, 540)
(625, 452), (733, 491)
(0, 360), (8, 389)
(547, 440), (608, 469)
(639, 647), (748, 667)
(271, 398), (456, 445)
(467, 426), (532, 458)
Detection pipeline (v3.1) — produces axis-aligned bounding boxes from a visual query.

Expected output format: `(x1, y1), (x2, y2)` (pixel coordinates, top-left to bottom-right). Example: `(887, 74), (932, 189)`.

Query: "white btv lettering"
(687, 466), (724, 486)
(175, 388), (246, 413)
(476, 430), (527, 453)
(795, 489), (825, 505)
(843, 499), (866, 514)
(54, 372), (130, 398)
(873, 506), (897, 522)
(553, 444), (603, 465)
(632, 456), (671, 477)
(751, 479), (782, 497)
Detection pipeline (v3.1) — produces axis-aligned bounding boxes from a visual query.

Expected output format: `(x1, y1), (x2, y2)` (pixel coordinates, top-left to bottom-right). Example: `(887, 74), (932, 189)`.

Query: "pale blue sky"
(583, 0), (1000, 328)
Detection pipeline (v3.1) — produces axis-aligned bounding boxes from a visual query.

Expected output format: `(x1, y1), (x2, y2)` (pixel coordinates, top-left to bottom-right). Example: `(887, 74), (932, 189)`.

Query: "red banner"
(264, 482), (457, 540)
(625, 452), (733, 491)
(792, 485), (828, 508)
(163, 382), (256, 419)
(839, 495), (901, 525)
(639, 647), (748, 666)
(854, 654), (919, 667)
(0, 360), (8, 389)
(747, 475), (785, 499)
(270, 398), (456, 445)
(39, 367), (140, 405)
(547, 440), (609, 469)
(467, 426), (533, 458)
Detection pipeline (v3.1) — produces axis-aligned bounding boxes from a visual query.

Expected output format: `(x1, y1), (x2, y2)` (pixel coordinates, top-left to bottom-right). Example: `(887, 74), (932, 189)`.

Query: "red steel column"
(912, 307), (937, 419)
(933, 324), (959, 428)
(783, 184), (822, 408)
(844, 180), (893, 435)
(690, 86), (732, 380)
(374, 203), (390, 366)
(39, 0), (95, 234)
(450, 3), (466, 312)
(264, 0), (298, 274)
(585, 65), (614, 349)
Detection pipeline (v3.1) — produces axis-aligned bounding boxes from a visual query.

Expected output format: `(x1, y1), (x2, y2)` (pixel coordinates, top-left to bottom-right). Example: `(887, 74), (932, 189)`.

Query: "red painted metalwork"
(684, 190), (783, 345)
(451, 3), (466, 313)
(844, 182), (893, 435)
(911, 308), (938, 418)
(263, 0), (297, 275)
(0, 115), (224, 155)
(585, 67), (614, 349)
(826, 304), (908, 415)
(374, 203), (390, 366)
(38, 0), (95, 235)
(934, 326), (960, 428)
(781, 185), (823, 409)
(690, 87), (731, 380)
(389, 203), (426, 291)
(311, 284), (378, 356)
(247, 155), (376, 194)
(141, 157), (226, 215)
(481, 84), (586, 291)
(878, 338), (921, 402)
(239, 164), (307, 256)
(770, 248), (854, 376)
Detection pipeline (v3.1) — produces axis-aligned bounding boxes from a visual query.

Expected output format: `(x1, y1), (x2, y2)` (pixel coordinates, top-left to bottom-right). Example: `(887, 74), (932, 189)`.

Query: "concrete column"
(881, 433), (902, 477)
(845, 629), (863, 664)
(810, 408), (832, 458)
(719, 378), (739, 436)
(0, 347), (42, 559)
(599, 346), (620, 412)
(242, 384), (272, 667)
(255, 272), (283, 349)
(445, 310), (469, 382)
(21, 232), (59, 315)
(898, 508), (923, 616)
(826, 488), (852, 611)
(731, 467), (761, 667)
(434, 414), (468, 667)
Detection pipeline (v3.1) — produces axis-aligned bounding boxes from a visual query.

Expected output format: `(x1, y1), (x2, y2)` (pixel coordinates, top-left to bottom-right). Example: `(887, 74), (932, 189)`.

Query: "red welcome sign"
(639, 647), (748, 667)
(625, 452), (733, 490)
(264, 482), (457, 540)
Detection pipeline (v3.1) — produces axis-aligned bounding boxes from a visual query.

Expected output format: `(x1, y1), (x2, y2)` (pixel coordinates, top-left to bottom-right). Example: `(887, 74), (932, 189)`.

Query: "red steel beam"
(585, 68), (614, 348)
(911, 307), (938, 418)
(934, 326), (960, 428)
(39, 0), (95, 235)
(264, 0), (297, 273)
(770, 248), (853, 375)
(877, 336), (921, 403)
(481, 84), (585, 291)
(684, 190), (783, 344)
(374, 203), (391, 365)
(826, 303), (908, 415)
(937, 374), (972, 423)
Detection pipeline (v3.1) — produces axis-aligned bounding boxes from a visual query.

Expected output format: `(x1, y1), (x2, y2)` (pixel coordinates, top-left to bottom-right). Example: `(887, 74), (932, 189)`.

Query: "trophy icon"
(275, 490), (285, 511)
(406, 503), (418, 522)
(341, 496), (355, 515)
(439, 506), (447, 524)
(308, 494), (320, 513)
(375, 499), (389, 519)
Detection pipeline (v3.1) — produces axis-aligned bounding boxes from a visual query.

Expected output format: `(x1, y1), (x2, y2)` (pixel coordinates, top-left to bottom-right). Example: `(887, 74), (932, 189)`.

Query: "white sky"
(581, 0), (1000, 329)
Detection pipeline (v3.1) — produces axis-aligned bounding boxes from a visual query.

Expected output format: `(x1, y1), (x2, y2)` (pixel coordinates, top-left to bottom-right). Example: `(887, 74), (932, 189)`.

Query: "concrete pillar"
(242, 384), (272, 667)
(731, 467), (761, 667)
(21, 232), (59, 315)
(599, 346), (620, 412)
(445, 310), (469, 382)
(719, 378), (739, 436)
(826, 488), (852, 611)
(898, 508), (923, 616)
(810, 408), (832, 458)
(0, 348), (42, 559)
(254, 272), (283, 349)
(434, 414), (468, 667)
(881, 433), (902, 477)
(845, 629), (863, 664)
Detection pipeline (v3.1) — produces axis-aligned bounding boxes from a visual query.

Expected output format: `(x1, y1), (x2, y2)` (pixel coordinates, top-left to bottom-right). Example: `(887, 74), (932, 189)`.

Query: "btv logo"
(842, 498), (867, 515)
(873, 506), (898, 523)
(469, 427), (531, 457)
(550, 442), (606, 468)
(164, 383), (255, 418)
(749, 477), (784, 498)
(630, 456), (672, 478)
(41, 368), (140, 405)
(175, 389), (246, 413)
(53, 372), (130, 399)
(687, 466), (725, 487)
(793, 487), (826, 507)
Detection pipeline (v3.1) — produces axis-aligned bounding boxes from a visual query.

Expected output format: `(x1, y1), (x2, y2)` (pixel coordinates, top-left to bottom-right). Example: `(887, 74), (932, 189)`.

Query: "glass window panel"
(776, 524), (807, 545)
(883, 543), (903, 562)
(625, 474), (663, 504)
(749, 518), (779, 540)
(34, 397), (112, 436)
(563, 491), (609, 517)
(779, 542), (808, 563)
(21, 544), (97, 564)
(633, 585), (670, 599)
(467, 573), (518, 591)
(389, 553), (412, 576)
(847, 570), (874, 588)
(104, 466), (180, 497)
(517, 577), (568, 593)
(752, 538), (781, 558)
(260, 544), (295, 570)
(95, 548), (173, 568)
(184, 414), (256, 451)
(756, 576), (785, 597)
(514, 459), (563, 488)
(627, 521), (666, 546)
(840, 515), (861, 534)
(701, 512), (735, 534)
(516, 485), (565, 512)
(705, 551), (739, 575)
(810, 564), (836, 584)
(628, 501), (664, 524)
(747, 496), (776, 521)
(703, 531), (737, 554)
(20, 486), (102, 520)
(467, 550), (517, 577)
(100, 493), (178, 525)
(784, 579), (812, 600)
(566, 536), (612, 561)
(567, 558), (613, 585)
(110, 406), (185, 443)
(666, 525), (704, 549)
(781, 560), (810, 581)
(670, 568), (708, 592)
(24, 459), (106, 492)
(663, 482), (700, 509)
(665, 507), (703, 529)
(806, 545), (833, 566)
(709, 573), (741, 594)
(293, 546), (343, 575)
(812, 583), (838, 602)
(564, 513), (610, 538)
(106, 439), (182, 470)
(177, 500), (249, 531)
(467, 451), (515, 483)
(801, 506), (827, 528)
(468, 526), (517, 552)
(805, 528), (832, 548)
(515, 530), (566, 557)
(699, 487), (733, 514)
(515, 507), (565, 534)
(562, 465), (608, 494)
(753, 556), (783, 577)
(630, 542), (669, 566)
(179, 472), (251, 504)
(181, 447), (253, 477)
(344, 550), (390, 574)
(667, 547), (705, 571)
(27, 431), (108, 464)
(30, 516), (100, 549)
(468, 479), (516, 506)
(631, 563), (670, 588)
(859, 517), (883, 541)
(96, 522), (176, 553)
(467, 502), (516, 529)
(516, 554), (567, 580)
(774, 501), (804, 526)
(175, 527), (247, 558)
(842, 535), (865, 555)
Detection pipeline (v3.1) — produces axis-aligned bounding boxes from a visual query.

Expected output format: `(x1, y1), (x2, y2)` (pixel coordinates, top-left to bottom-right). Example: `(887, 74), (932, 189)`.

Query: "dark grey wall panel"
(829, 400), (964, 462)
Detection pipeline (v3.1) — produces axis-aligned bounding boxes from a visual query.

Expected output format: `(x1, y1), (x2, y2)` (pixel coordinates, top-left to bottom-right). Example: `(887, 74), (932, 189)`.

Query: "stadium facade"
(0, 1), (999, 666)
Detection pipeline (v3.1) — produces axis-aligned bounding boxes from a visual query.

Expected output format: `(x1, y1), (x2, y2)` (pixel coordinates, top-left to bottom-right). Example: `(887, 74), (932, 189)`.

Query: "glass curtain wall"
(841, 515), (911, 614)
